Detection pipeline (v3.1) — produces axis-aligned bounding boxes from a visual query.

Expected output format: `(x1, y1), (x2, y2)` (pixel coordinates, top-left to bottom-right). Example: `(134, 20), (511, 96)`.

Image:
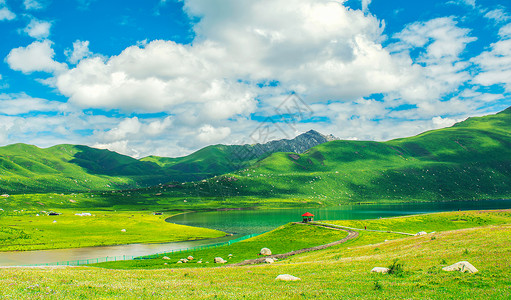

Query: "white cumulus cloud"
(24, 18), (52, 39)
(0, 7), (16, 21)
(65, 40), (93, 64)
(6, 40), (68, 74)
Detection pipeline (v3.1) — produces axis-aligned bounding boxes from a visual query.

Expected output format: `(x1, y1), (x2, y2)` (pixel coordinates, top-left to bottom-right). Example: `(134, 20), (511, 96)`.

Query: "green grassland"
(94, 223), (348, 269)
(1, 210), (510, 299)
(0, 210), (224, 251)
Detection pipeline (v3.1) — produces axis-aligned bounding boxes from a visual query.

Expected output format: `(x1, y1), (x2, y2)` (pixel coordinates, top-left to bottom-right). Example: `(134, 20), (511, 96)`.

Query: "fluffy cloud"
(6, 40), (68, 74)
(56, 40), (257, 117)
(24, 18), (52, 39)
(65, 40), (92, 64)
(388, 17), (476, 104)
(197, 124), (231, 143)
(471, 23), (511, 92)
(0, 4), (15, 21)
(0, 93), (65, 115)
(23, 0), (47, 10)
(484, 9), (511, 23)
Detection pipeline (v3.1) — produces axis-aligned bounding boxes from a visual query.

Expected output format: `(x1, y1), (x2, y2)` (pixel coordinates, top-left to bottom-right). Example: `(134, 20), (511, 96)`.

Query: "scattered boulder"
(162, 256), (170, 260)
(177, 261), (182, 264)
(121, 229), (126, 232)
(275, 274), (300, 281)
(180, 258), (189, 263)
(197, 260), (202, 264)
(187, 256), (194, 261)
(260, 248), (272, 256)
(415, 231), (427, 236)
(265, 258), (275, 264)
(371, 267), (390, 274)
(442, 261), (478, 273)
(214, 257), (227, 264)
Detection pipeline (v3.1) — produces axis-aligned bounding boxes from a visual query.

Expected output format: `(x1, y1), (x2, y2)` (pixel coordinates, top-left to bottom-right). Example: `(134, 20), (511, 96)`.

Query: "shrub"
(387, 259), (404, 276)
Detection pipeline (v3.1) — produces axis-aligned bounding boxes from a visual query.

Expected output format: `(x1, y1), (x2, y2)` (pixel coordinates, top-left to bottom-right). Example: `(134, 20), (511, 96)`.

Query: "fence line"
(24, 231), (266, 267)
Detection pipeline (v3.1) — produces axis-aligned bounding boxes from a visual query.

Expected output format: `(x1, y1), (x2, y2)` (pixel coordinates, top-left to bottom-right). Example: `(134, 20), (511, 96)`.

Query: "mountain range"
(0, 129), (336, 194)
(1, 107), (510, 205)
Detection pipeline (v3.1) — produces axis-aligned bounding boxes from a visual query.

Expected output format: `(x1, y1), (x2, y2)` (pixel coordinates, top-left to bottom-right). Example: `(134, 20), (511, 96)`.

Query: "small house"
(302, 212), (314, 223)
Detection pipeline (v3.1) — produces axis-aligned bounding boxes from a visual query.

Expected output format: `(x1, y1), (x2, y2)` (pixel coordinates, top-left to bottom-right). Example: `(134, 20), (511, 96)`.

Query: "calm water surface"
(1, 199), (510, 266)
(168, 200), (511, 235)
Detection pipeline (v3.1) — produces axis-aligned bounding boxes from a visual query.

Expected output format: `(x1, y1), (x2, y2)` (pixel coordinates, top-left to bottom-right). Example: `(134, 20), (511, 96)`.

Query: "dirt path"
(228, 223), (359, 266)
(313, 221), (415, 236)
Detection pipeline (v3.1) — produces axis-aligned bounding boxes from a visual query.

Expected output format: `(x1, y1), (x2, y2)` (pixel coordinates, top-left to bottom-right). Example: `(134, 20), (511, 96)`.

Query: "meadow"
(0, 210), (510, 299)
(0, 210), (224, 251)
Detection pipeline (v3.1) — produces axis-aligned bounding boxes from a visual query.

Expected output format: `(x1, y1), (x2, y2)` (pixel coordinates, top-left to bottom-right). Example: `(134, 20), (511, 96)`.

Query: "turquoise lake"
(1, 199), (510, 266)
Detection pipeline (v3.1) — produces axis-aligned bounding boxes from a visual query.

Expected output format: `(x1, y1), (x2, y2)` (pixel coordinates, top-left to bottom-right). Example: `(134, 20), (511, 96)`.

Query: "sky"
(1, 0), (511, 158)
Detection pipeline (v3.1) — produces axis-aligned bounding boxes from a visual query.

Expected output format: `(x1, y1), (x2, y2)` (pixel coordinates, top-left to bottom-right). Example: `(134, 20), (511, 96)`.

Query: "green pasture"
(0, 210), (224, 251)
(0, 210), (510, 299)
(94, 222), (348, 269)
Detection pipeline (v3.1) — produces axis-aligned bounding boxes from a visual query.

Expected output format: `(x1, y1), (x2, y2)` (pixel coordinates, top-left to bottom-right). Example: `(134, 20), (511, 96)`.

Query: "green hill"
(142, 107), (511, 205)
(0, 130), (333, 194)
(0, 144), (167, 194)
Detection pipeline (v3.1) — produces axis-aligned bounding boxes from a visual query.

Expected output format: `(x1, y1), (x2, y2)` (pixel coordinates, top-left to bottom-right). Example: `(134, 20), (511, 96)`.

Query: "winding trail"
(312, 221), (415, 236)
(228, 223), (359, 266)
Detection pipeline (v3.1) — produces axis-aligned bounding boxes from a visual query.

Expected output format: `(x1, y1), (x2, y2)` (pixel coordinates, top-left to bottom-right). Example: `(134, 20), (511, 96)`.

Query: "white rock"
(275, 274), (300, 281)
(180, 258), (189, 263)
(214, 257), (227, 264)
(260, 248), (272, 256)
(187, 256), (194, 260)
(265, 258), (275, 264)
(162, 256), (170, 260)
(371, 267), (390, 274)
(177, 261), (182, 264)
(197, 261), (202, 264)
(121, 229), (126, 232)
(415, 231), (427, 236)
(442, 261), (478, 273)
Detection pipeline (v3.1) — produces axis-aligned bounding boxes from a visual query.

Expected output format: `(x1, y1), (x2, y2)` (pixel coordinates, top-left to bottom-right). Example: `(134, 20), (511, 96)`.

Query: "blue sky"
(1, 0), (511, 158)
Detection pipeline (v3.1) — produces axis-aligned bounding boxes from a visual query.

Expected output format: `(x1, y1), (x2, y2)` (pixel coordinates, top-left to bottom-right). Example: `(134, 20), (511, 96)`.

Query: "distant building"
(302, 212), (314, 223)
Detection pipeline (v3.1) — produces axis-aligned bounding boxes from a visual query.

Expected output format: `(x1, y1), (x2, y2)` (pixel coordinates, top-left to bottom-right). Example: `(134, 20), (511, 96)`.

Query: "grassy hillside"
(1, 210), (510, 299)
(0, 130), (330, 194)
(117, 107), (511, 206)
(0, 144), (171, 194)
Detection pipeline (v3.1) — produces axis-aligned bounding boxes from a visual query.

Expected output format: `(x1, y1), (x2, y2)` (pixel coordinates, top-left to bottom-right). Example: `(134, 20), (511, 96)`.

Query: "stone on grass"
(177, 261), (182, 264)
(415, 231), (427, 236)
(180, 258), (189, 263)
(120, 229), (126, 232)
(265, 258), (275, 264)
(187, 256), (194, 261)
(197, 261), (202, 264)
(442, 261), (478, 273)
(214, 257), (227, 264)
(371, 267), (390, 274)
(260, 248), (272, 256)
(275, 274), (300, 281)
(162, 256), (170, 260)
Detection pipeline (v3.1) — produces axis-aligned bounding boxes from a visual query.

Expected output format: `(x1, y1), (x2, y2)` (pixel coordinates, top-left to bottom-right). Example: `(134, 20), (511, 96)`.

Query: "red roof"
(302, 212), (314, 217)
